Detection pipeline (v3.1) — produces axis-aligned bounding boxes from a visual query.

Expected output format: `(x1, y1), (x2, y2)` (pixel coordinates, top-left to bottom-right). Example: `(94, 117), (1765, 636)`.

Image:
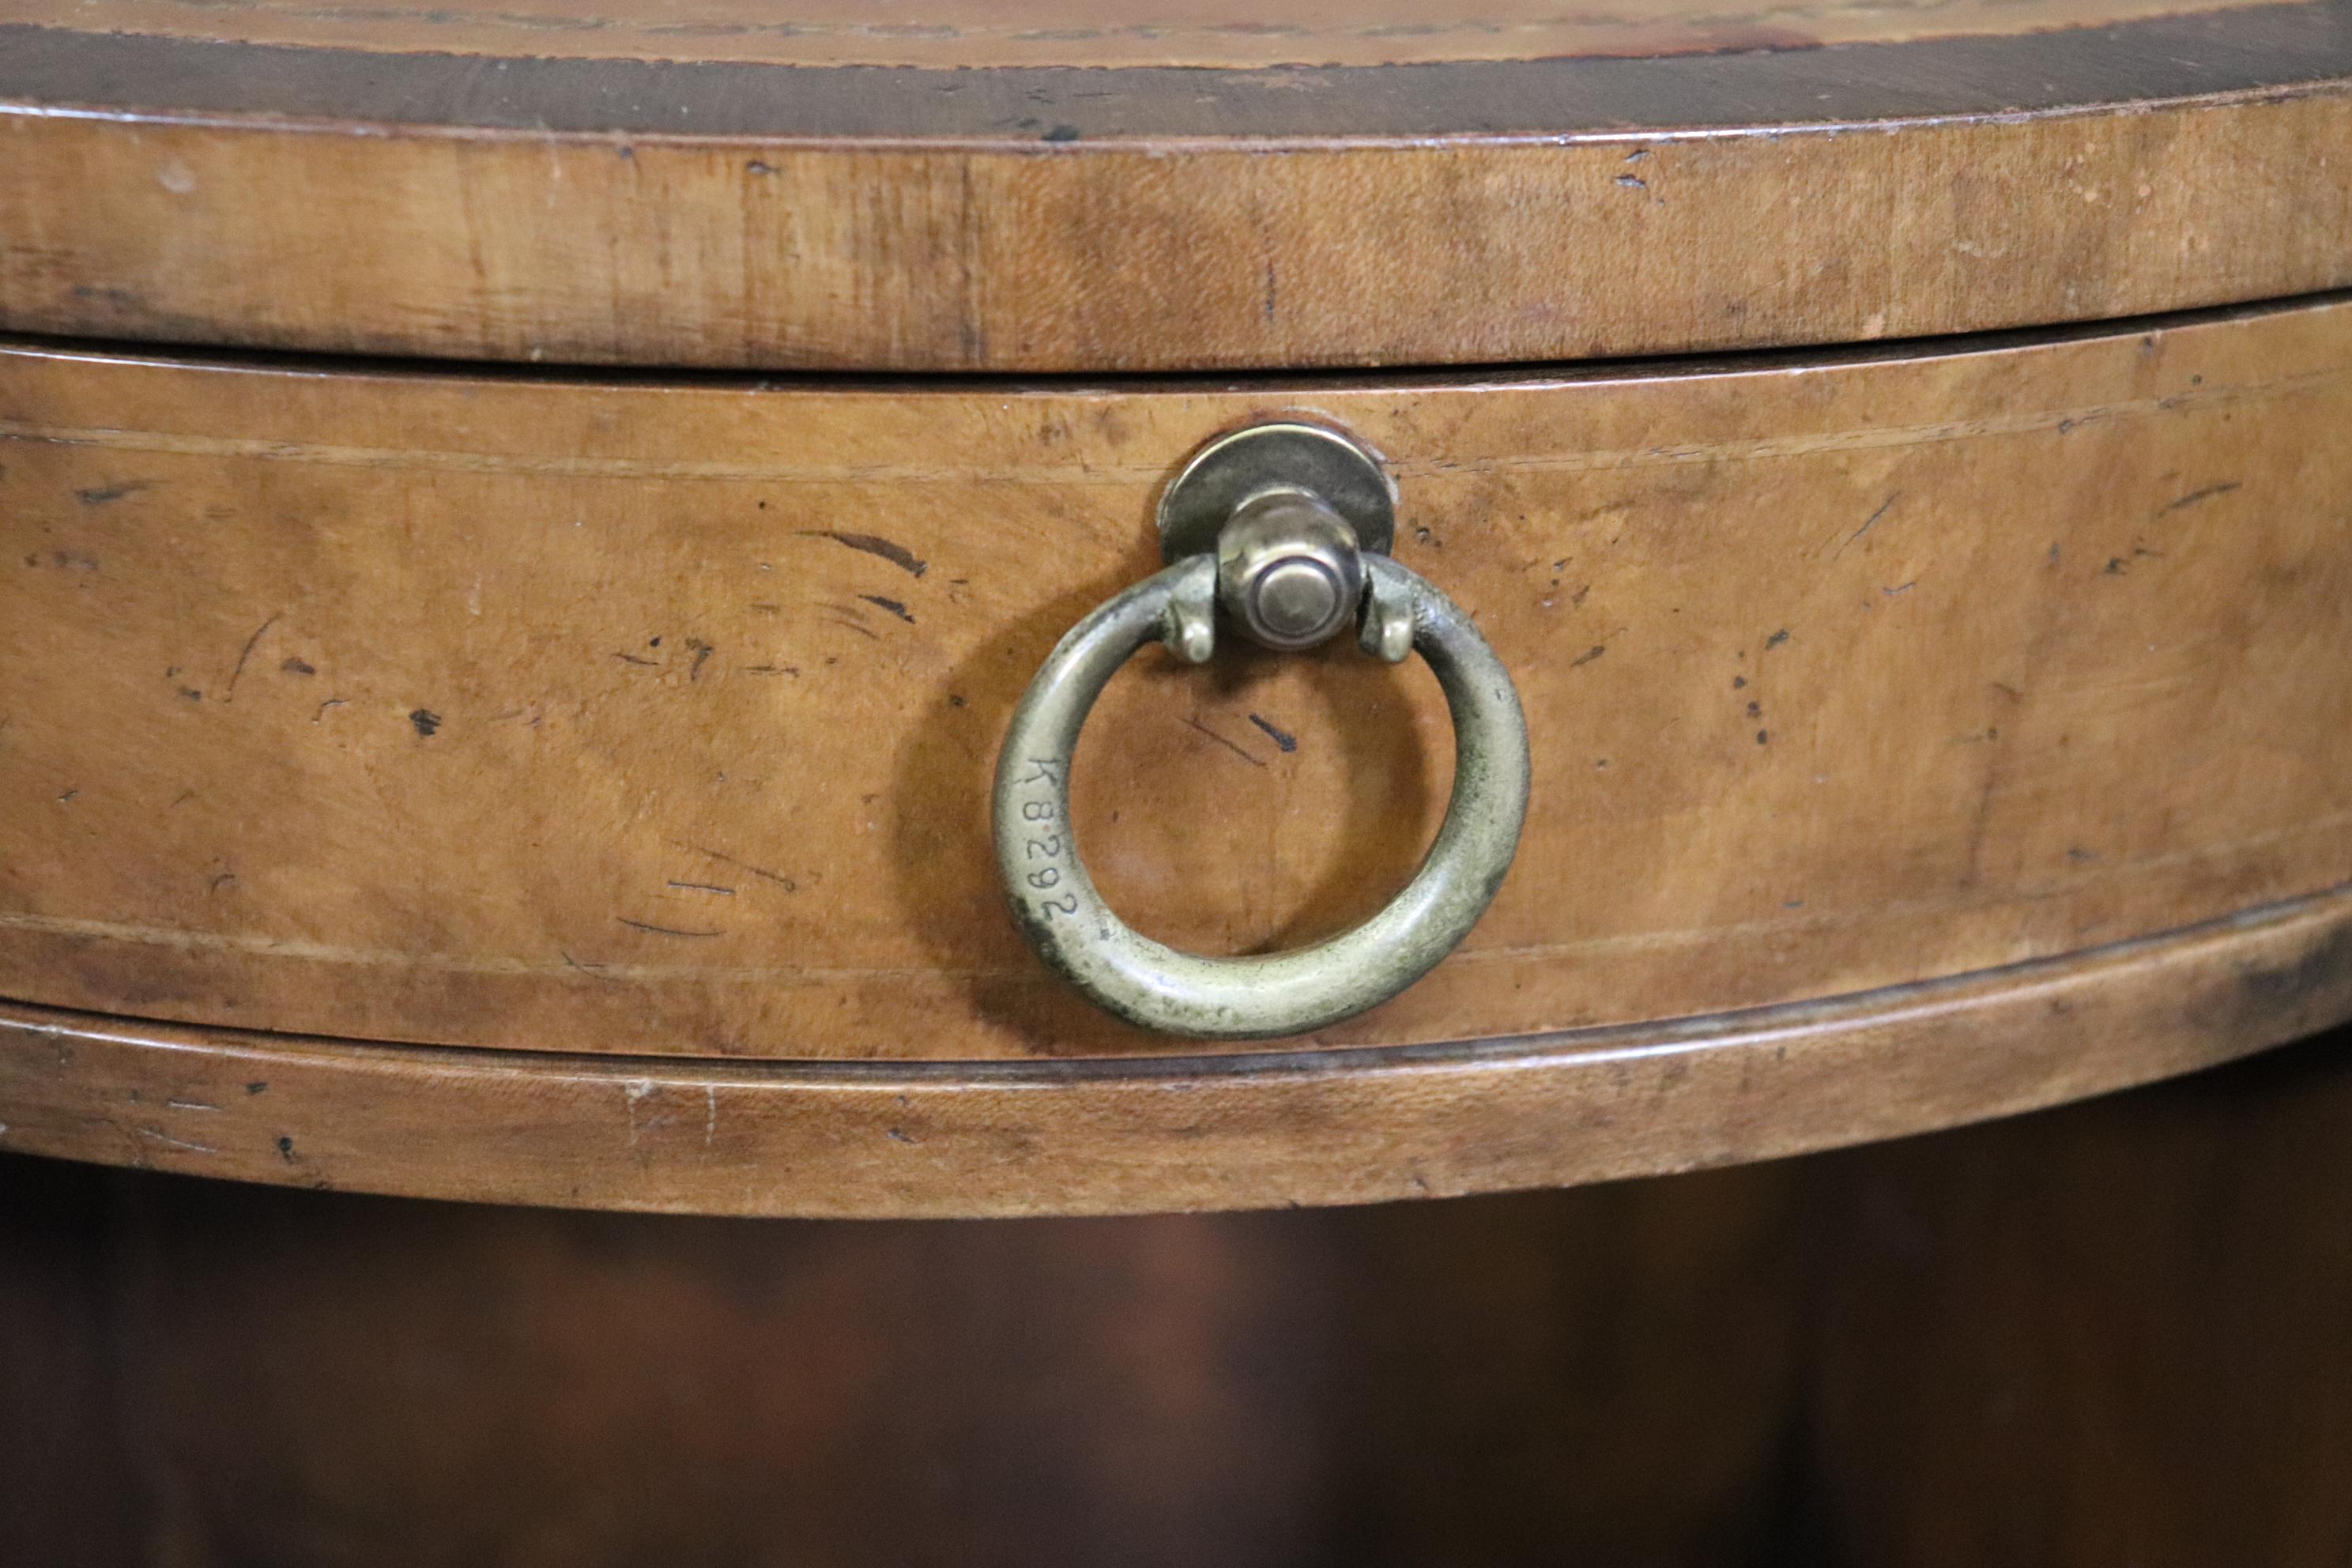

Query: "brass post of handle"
(992, 422), (1530, 1039)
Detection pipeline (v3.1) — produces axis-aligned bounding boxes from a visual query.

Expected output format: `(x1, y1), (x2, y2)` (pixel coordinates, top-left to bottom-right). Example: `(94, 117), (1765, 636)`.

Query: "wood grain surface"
(2, 5), (2349, 370)
(0, 0), (2260, 67)
(4, 299), (2349, 1061)
(1, 884), (2346, 1216)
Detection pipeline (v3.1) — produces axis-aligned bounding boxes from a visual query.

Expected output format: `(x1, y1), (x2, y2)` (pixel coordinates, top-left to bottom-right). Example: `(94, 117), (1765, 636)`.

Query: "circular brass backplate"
(1156, 422), (1396, 564)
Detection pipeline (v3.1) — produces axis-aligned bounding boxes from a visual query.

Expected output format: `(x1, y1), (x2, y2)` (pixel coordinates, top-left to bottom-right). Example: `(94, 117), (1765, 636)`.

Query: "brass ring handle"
(992, 523), (1530, 1041)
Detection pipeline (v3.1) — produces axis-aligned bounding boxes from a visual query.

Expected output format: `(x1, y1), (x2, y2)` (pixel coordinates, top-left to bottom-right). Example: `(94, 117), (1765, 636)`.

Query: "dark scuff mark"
(617, 917), (725, 938)
(667, 880), (735, 896)
(1183, 716), (1264, 768)
(798, 530), (928, 578)
(2228, 924), (2352, 1035)
(243, 1081), (267, 1095)
(280, 656), (315, 676)
(1755, 730), (1770, 745)
(2158, 481), (2241, 516)
(1732, 675), (1747, 689)
(75, 481), (153, 506)
(1883, 581), (1917, 596)
(409, 708), (442, 737)
(1042, 123), (1081, 142)
(277, 1136), (295, 1162)
(886, 1127), (918, 1144)
(2104, 558), (2129, 576)
(859, 595), (915, 624)
(1247, 714), (1298, 752)
(1765, 628), (1790, 649)
(614, 650), (659, 665)
(222, 613), (279, 701)
(681, 843), (798, 891)
(1570, 645), (1606, 667)
(686, 637), (714, 680)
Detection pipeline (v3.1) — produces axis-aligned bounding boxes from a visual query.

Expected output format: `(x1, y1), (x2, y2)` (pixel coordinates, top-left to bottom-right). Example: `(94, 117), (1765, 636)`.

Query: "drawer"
(3, 296), (2349, 1212)
(4, 0), (2350, 1216)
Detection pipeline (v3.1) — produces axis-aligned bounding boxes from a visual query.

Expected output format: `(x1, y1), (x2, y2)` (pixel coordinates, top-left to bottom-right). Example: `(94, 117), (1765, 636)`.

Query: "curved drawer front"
(3, 297), (2350, 1063)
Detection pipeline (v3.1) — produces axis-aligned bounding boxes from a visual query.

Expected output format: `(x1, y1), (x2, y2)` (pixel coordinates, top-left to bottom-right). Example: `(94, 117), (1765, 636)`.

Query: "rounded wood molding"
(2, 5), (2350, 370)
(2, 887), (2347, 1216)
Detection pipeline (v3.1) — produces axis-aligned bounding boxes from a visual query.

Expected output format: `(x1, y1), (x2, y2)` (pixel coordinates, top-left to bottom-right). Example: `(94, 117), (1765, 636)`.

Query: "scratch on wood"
(2158, 481), (2241, 515)
(858, 594), (915, 624)
(1183, 715), (1264, 767)
(1834, 492), (1899, 555)
(617, 917), (725, 938)
(705, 1084), (718, 1146)
(667, 880), (736, 896)
(1246, 714), (1298, 752)
(164, 1098), (218, 1111)
(797, 530), (928, 578)
(222, 612), (280, 700)
(1570, 644), (1607, 667)
(680, 843), (797, 891)
(138, 1126), (216, 1155)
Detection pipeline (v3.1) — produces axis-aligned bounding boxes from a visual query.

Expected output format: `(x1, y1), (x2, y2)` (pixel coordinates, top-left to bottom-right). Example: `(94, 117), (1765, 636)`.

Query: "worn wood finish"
(4, 300), (2350, 1061)
(2, 886), (2346, 1216)
(1, 0), (2263, 68)
(2, 5), (2350, 371)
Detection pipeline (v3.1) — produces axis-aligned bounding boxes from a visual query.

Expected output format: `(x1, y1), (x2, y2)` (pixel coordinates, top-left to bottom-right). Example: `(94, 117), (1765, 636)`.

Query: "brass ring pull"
(992, 424), (1531, 1040)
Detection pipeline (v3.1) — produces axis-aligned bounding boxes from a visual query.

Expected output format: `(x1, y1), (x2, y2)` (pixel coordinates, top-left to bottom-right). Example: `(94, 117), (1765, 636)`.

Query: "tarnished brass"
(991, 421), (1531, 1039)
